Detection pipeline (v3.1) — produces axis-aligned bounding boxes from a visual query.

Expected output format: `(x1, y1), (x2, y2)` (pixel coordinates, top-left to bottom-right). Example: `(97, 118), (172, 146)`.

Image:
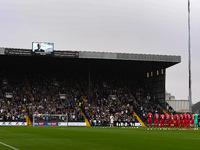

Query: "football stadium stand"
(0, 47), (181, 126)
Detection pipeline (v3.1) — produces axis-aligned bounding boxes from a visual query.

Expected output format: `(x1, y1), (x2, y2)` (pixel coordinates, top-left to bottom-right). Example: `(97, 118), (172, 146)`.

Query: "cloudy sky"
(0, 0), (199, 104)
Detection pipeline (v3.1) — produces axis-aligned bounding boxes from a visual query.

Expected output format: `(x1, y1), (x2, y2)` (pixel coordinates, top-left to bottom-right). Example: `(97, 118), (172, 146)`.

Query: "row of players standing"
(147, 111), (199, 130)
(90, 114), (137, 127)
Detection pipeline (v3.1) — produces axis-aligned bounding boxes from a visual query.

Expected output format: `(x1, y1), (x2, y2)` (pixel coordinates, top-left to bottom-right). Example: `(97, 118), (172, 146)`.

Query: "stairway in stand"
(75, 82), (91, 127)
(24, 73), (33, 126)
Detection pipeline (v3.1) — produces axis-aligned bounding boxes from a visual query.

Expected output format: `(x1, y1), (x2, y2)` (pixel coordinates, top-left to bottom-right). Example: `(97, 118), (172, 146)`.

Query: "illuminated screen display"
(32, 42), (54, 54)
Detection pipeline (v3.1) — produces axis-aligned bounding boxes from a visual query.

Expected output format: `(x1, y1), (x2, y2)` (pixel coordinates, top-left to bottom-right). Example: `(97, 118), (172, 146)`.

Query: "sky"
(0, 0), (200, 104)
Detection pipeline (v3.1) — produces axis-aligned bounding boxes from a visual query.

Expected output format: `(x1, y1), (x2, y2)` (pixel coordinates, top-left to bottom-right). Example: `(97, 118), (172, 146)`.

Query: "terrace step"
(76, 82), (91, 127)
(133, 112), (146, 127)
(26, 115), (32, 126)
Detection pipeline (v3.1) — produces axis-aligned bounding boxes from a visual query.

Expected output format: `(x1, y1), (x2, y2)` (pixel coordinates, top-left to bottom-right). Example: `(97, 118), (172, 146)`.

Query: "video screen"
(32, 42), (54, 55)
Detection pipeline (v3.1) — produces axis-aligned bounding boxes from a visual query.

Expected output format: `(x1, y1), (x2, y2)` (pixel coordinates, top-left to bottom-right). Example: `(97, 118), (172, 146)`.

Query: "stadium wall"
(166, 100), (189, 112)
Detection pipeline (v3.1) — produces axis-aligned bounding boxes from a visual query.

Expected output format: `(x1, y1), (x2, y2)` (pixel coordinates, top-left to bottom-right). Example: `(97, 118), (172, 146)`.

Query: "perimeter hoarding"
(34, 122), (58, 126)
(0, 122), (27, 126)
(33, 122), (86, 126)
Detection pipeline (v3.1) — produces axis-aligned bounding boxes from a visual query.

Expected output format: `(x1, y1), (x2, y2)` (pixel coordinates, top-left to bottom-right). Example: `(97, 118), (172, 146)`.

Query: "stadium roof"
(0, 47), (181, 62)
(0, 47), (181, 69)
(78, 51), (181, 63)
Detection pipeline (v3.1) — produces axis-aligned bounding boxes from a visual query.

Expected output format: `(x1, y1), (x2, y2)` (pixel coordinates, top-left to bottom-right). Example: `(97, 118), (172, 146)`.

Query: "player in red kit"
(174, 114), (179, 130)
(165, 113), (170, 129)
(183, 113), (187, 129)
(160, 114), (165, 130)
(179, 114), (184, 130)
(191, 113), (194, 130)
(147, 112), (153, 130)
(154, 111), (159, 130)
(186, 113), (191, 130)
(170, 113), (175, 130)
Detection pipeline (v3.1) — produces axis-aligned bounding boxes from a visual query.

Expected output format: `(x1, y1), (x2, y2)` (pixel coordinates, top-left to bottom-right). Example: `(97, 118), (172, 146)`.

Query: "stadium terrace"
(0, 47), (181, 127)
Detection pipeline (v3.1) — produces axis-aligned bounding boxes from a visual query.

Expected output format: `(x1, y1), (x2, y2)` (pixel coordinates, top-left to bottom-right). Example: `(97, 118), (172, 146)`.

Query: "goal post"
(33, 114), (68, 126)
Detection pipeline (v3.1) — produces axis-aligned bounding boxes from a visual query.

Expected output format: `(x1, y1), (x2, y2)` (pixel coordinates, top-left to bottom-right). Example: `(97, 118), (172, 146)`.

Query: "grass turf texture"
(0, 127), (199, 150)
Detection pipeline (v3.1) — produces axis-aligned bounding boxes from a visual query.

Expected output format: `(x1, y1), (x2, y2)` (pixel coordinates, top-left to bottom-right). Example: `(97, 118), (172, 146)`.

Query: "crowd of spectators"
(81, 72), (164, 125)
(0, 70), (28, 122)
(80, 73), (137, 126)
(0, 69), (165, 125)
(0, 70), (85, 122)
(126, 81), (164, 123)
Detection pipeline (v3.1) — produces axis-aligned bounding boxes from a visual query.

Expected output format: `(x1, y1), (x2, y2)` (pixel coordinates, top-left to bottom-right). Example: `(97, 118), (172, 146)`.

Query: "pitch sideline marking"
(0, 142), (19, 150)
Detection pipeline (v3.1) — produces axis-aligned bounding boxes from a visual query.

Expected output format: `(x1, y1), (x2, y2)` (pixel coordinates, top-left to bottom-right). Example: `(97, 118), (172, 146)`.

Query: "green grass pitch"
(0, 126), (199, 150)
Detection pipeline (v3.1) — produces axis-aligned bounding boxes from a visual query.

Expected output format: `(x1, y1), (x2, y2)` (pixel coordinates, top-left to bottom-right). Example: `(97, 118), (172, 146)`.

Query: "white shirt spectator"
(110, 115), (114, 124)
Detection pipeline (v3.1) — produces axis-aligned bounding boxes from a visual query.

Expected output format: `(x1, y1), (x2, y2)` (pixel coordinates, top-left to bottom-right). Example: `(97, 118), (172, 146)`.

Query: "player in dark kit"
(147, 112), (153, 130)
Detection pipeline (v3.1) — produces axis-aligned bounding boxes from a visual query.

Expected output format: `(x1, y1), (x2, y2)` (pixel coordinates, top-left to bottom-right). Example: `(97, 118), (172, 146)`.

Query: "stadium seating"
(0, 67), (168, 126)
(0, 69), (85, 122)
(78, 72), (139, 126)
(0, 70), (28, 122)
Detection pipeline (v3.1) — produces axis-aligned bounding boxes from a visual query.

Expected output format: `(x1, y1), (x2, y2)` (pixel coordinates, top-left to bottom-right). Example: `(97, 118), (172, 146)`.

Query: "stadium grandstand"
(192, 102), (200, 114)
(0, 47), (181, 127)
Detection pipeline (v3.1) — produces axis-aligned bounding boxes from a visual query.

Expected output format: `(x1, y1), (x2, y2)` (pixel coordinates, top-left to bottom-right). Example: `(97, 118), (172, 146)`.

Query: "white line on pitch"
(0, 142), (19, 150)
